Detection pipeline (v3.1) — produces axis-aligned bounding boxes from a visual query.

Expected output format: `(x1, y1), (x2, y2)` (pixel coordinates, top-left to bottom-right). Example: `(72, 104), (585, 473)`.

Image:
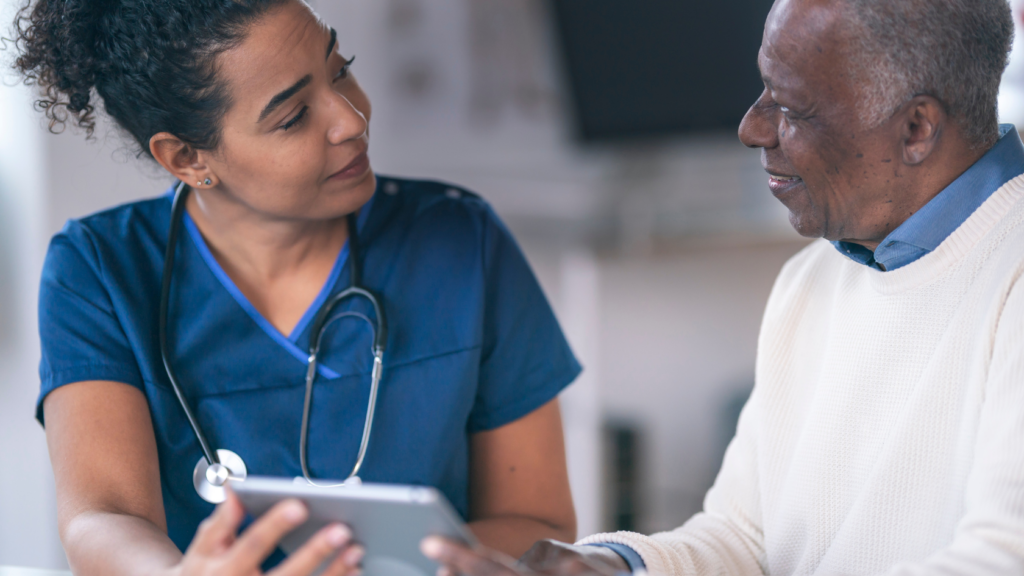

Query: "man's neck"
(843, 137), (991, 252)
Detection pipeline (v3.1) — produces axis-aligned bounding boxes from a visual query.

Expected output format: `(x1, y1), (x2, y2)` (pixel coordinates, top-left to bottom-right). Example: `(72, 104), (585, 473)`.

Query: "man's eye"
(281, 106), (308, 131)
(334, 55), (356, 82)
(780, 106), (791, 114)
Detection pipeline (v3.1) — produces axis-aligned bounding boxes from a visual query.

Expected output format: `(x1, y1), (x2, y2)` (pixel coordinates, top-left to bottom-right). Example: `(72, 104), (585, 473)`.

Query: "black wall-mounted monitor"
(550, 0), (775, 142)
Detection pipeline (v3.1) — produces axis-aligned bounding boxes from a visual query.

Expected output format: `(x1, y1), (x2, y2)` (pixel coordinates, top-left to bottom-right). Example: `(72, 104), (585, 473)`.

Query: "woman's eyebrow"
(258, 74), (312, 122)
(256, 28), (337, 123)
(326, 28), (336, 60)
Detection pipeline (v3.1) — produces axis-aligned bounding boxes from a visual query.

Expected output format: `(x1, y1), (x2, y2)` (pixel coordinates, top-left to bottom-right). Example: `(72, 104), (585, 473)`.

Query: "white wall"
(596, 240), (805, 532)
(0, 4), (63, 564)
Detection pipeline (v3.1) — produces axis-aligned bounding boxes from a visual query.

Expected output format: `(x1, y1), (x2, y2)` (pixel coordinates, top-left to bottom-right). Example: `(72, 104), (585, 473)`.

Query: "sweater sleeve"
(876, 279), (1024, 576)
(576, 389), (767, 575)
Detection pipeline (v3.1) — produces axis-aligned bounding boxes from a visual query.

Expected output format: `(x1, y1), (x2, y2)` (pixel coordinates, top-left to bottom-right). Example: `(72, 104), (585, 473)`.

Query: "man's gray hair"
(842, 0), (1014, 147)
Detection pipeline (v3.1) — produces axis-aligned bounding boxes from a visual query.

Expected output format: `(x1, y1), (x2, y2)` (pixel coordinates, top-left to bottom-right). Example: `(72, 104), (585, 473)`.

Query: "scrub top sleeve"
(36, 225), (145, 425)
(468, 204), (582, 433)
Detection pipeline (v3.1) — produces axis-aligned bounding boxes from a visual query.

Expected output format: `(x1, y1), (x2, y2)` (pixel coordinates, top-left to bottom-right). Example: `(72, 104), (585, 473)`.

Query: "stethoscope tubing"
(160, 180), (388, 500)
(161, 182), (221, 467)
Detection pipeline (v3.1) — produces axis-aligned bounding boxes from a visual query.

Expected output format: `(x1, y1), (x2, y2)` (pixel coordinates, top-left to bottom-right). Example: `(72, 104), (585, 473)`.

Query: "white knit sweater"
(579, 176), (1024, 575)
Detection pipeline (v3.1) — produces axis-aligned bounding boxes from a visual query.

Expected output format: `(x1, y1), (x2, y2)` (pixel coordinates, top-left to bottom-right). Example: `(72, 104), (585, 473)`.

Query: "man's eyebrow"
(758, 63), (773, 89)
(326, 28), (336, 60)
(258, 74), (312, 122)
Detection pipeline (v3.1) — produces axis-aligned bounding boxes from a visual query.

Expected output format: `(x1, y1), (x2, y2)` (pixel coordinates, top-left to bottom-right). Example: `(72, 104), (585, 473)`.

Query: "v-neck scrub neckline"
(180, 195), (374, 380)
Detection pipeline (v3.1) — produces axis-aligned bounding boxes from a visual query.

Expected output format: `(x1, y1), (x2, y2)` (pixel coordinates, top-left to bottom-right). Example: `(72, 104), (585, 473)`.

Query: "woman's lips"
(328, 152), (370, 181)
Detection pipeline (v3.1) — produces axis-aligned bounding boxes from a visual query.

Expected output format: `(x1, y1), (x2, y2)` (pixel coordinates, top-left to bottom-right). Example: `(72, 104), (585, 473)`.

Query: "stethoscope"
(160, 181), (388, 503)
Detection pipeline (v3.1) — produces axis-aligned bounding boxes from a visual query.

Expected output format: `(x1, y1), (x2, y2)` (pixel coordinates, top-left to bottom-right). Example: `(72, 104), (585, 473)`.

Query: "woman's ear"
(899, 95), (946, 166)
(149, 132), (218, 187)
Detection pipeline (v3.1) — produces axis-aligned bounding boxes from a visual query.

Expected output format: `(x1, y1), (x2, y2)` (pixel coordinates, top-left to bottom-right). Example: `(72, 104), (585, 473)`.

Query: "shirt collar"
(833, 124), (1024, 271)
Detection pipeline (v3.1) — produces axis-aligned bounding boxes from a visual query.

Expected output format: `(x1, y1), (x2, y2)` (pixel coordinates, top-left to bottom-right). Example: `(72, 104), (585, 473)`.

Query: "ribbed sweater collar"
(856, 174), (1024, 294)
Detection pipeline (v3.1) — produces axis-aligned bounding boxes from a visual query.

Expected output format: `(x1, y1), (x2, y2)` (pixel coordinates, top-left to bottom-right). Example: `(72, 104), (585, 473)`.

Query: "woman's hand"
(172, 488), (365, 576)
(421, 537), (627, 576)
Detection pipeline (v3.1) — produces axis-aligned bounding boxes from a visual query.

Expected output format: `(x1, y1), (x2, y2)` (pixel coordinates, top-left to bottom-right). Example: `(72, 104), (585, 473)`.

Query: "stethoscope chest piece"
(192, 449), (248, 504)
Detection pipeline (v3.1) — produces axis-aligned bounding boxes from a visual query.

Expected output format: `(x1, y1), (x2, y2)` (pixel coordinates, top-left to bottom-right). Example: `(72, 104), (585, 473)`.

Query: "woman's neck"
(185, 187), (349, 336)
(187, 188), (349, 282)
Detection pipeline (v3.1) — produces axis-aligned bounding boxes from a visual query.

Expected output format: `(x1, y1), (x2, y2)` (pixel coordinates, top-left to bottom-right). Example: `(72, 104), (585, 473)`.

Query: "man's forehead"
(764, 0), (844, 62)
(761, 0), (847, 88)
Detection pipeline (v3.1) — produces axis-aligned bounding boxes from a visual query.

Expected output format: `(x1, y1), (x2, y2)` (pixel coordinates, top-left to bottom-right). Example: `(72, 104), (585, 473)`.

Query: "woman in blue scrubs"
(13, 0), (580, 574)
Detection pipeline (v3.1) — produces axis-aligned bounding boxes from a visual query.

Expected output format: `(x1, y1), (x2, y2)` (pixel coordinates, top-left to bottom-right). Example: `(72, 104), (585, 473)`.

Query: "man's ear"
(149, 132), (218, 187)
(899, 95), (947, 166)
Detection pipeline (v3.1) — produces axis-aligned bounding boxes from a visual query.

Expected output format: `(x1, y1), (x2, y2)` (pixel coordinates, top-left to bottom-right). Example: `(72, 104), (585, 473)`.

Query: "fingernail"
(421, 537), (443, 557)
(343, 545), (365, 566)
(283, 501), (307, 523)
(325, 524), (351, 547)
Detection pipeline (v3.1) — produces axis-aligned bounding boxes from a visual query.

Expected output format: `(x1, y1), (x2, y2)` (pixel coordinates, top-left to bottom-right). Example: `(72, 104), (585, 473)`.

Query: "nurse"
(12, 0), (580, 574)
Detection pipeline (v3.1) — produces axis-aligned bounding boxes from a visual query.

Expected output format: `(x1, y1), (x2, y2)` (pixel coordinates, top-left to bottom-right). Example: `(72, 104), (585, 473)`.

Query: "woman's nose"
(326, 93), (368, 145)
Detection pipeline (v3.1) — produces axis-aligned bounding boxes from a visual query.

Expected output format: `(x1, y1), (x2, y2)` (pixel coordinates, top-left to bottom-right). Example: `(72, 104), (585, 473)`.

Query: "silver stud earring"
(196, 181), (202, 187)
(204, 178), (212, 186)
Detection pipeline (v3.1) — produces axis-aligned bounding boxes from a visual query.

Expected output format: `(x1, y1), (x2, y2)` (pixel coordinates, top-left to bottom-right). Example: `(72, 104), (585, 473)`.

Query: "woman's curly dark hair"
(9, 0), (287, 154)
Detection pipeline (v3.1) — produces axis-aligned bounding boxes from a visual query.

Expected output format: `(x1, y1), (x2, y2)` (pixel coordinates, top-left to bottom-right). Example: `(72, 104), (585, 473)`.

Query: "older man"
(423, 0), (1024, 574)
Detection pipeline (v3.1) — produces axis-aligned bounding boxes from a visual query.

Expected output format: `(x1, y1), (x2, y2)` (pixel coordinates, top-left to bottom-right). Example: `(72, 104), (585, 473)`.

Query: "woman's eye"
(281, 106), (308, 131)
(334, 55), (356, 82)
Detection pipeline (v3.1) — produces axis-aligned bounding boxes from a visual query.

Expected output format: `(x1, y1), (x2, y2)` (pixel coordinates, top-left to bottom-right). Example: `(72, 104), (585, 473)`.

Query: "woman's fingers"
(268, 523), (355, 576)
(188, 488), (246, 556)
(421, 537), (522, 576)
(318, 542), (366, 576)
(225, 497), (309, 572)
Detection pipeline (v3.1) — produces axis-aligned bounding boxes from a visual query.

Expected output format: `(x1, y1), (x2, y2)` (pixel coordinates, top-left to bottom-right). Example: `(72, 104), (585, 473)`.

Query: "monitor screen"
(550, 0), (775, 141)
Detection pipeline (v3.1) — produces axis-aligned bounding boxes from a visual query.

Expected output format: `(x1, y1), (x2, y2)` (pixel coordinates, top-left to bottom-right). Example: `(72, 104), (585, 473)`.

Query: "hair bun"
(8, 0), (286, 153)
(9, 0), (108, 134)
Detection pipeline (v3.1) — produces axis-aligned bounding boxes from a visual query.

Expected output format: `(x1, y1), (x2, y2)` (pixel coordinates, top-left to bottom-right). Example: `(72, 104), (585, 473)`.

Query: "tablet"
(233, 476), (476, 576)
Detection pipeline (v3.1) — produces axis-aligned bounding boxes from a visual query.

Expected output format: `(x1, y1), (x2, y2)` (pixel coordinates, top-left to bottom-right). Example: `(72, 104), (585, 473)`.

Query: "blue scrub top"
(37, 175), (581, 555)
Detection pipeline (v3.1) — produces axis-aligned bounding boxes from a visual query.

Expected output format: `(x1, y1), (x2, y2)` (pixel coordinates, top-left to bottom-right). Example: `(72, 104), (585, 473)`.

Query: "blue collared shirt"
(588, 543), (647, 574)
(834, 124), (1024, 271)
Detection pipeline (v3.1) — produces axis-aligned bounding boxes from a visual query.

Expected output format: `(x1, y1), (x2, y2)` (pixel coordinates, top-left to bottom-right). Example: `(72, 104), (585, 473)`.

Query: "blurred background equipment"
(604, 422), (643, 532)
(551, 0), (774, 141)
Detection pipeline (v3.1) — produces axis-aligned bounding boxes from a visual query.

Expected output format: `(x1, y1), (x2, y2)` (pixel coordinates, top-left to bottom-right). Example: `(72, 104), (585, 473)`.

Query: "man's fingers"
(421, 537), (520, 576)
(189, 488), (245, 556)
(268, 523), (354, 576)
(226, 497), (309, 572)
(520, 541), (624, 576)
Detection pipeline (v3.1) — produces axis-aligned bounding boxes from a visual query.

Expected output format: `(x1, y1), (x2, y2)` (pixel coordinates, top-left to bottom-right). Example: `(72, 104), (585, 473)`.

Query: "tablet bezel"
(233, 476), (476, 575)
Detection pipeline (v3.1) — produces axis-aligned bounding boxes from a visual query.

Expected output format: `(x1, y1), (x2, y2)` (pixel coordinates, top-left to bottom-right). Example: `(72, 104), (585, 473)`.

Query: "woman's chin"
(322, 170), (376, 219)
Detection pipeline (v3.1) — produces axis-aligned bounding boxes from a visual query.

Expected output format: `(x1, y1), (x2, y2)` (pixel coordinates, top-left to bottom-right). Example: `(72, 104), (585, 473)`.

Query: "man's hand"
(421, 537), (629, 576)
(519, 540), (629, 574)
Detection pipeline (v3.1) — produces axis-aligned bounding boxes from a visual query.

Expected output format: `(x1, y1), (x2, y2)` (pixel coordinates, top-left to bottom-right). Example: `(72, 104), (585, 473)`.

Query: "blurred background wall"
(3, 0), (1024, 569)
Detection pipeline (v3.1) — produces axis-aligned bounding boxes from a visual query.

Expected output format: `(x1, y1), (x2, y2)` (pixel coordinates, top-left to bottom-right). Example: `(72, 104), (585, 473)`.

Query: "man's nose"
(738, 89), (779, 150)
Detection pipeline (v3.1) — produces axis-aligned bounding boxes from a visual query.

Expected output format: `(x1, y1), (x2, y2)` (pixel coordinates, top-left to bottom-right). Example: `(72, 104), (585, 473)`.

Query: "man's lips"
(328, 151), (370, 181)
(767, 172), (803, 195)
